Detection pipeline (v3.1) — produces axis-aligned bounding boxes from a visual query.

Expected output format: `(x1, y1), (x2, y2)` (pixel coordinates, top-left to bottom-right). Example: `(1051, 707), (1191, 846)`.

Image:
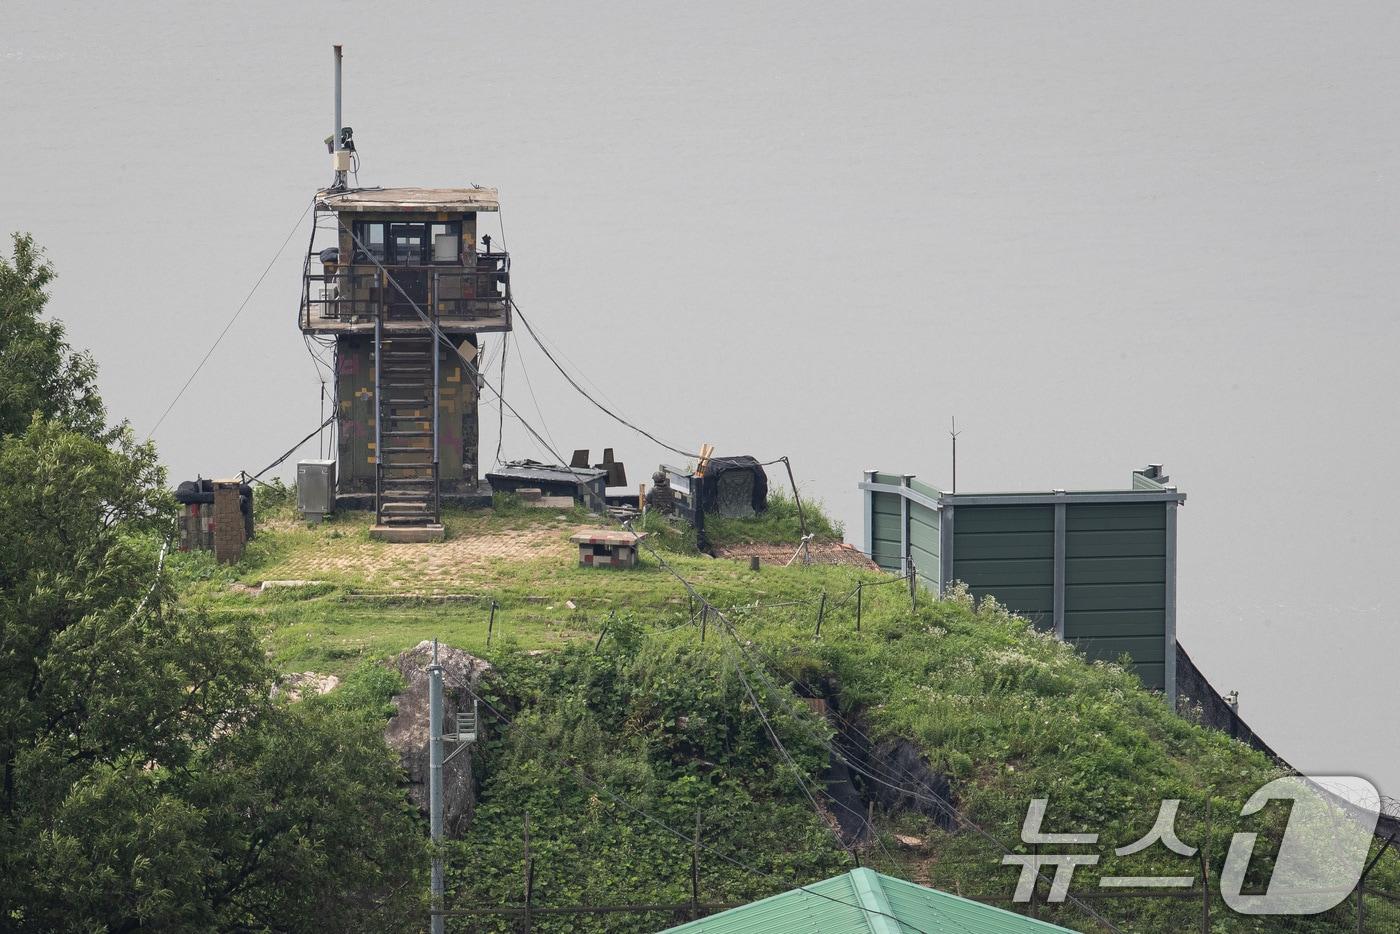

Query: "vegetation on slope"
(190, 500), (1400, 933)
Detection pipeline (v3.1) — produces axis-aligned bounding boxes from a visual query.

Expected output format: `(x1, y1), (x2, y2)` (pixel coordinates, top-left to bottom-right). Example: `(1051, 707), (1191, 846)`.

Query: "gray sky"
(5, 2), (1397, 801)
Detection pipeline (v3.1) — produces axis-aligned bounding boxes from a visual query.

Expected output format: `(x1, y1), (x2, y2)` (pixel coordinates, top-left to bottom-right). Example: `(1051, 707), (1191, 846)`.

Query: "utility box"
(297, 459), (337, 520)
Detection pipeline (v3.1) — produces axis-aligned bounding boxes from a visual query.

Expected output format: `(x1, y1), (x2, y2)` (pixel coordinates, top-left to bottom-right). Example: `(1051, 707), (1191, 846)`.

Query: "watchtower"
(298, 49), (510, 537)
(300, 188), (510, 535)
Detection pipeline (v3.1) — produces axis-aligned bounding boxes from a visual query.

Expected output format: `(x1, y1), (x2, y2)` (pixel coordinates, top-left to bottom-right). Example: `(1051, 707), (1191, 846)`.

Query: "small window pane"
(431, 223), (459, 262)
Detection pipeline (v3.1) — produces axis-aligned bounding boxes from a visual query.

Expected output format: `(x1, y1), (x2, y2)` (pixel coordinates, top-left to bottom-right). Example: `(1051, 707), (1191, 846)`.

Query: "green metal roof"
(660, 868), (1076, 934)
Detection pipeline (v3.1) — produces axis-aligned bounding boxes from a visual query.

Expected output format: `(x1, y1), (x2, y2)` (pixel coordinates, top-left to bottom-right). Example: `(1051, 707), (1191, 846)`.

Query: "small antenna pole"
(949, 416), (961, 493)
(332, 44), (347, 190)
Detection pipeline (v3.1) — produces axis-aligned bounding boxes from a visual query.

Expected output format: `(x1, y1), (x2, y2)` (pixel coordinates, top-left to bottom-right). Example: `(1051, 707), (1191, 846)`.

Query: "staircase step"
(381, 462), (434, 469)
(384, 430), (433, 438)
(381, 478), (434, 486)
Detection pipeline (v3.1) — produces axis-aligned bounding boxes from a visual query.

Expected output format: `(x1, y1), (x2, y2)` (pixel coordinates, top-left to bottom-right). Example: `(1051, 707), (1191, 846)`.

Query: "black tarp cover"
(697, 456), (768, 518)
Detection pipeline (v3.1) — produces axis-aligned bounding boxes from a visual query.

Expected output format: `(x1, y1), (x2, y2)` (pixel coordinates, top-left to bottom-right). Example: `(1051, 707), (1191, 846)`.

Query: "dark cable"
(146, 198), (313, 439)
(511, 300), (700, 459)
(494, 333), (509, 466)
(248, 413), (336, 482)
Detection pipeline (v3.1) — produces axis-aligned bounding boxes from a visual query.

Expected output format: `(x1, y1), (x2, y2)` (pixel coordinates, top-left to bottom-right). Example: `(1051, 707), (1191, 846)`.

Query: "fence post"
(1199, 846), (1211, 934)
(594, 610), (615, 652)
(855, 582), (862, 632)
(523, 810), (533, 934)
(815, 592), (827, 638)
(700, 605), (707, 642)
(1355, 832), (1396, 934)
(487, 599), (497, 647)
(691, 809), (701, 920)
(909, 562), (918, 613)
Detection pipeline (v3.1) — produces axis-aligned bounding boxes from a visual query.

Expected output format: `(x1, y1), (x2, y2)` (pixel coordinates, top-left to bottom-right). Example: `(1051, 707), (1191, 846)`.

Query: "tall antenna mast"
(950, 416), (961, 493)
(332, 44), (348, 190)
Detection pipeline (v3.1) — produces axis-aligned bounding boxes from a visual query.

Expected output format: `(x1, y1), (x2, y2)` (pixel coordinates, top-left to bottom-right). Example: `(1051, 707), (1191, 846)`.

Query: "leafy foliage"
(0, 235), (427, 932)
(448, 639), (850, 931)
(0, 233), (106, 439)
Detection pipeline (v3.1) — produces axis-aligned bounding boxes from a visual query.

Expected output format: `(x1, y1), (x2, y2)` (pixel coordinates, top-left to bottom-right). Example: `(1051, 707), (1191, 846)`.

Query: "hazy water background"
(4, 2), (1397, 802)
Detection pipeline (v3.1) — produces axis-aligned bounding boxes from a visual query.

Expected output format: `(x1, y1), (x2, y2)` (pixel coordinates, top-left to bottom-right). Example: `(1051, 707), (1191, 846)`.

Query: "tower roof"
(316, 187), (500, 213)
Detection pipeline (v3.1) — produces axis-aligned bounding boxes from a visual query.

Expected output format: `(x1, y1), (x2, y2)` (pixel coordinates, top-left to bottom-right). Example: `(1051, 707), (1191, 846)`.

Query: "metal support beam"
(1053, 498), (1066, 639)
(1164, 502), (1178, 712)
(941, 491), (1185, 506)
(428, 642), (445, 934)
(373, 312), (382, 525)
(939, 504), (955, 595)
(900, 475), (914, 576)
(856, 480), (942, 513)
(862, 469), (876, 560)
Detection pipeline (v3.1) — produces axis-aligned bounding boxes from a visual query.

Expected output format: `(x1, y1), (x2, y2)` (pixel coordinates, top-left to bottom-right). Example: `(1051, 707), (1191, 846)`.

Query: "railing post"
(691, 809), (701, 920)
(373, 310), (382, 525)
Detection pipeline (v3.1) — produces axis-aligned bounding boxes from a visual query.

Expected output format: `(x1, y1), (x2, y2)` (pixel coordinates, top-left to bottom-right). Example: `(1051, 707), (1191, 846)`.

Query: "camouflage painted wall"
(335, 334), (480, 493)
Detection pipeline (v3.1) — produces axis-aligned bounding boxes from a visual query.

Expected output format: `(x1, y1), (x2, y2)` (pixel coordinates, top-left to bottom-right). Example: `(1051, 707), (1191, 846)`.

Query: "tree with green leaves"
(0, 234), (106, 439)
(0, 234), (425, 931)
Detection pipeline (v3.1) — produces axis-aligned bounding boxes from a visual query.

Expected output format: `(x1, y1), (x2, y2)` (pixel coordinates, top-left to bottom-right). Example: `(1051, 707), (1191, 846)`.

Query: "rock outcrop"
(384, 641), (491, 837)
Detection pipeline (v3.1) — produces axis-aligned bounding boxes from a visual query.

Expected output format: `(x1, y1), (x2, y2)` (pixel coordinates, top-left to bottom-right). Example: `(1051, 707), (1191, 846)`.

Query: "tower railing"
(300, 252), (510, 330)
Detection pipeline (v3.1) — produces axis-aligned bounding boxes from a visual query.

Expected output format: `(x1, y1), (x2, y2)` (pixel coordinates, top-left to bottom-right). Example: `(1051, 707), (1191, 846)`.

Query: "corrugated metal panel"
(1062, 610), (1164, 637)
(908, 478), (943, 499)
(1065, 502), (1165, 531)
(870, 490), (905, 572)
(1070, 633), (1167, 664)
(950, 505), (1056, 632)
(1062, 503), (1169, 689)
(661, 869), (1074, 933)
(909, 500), (940, 589)
(956, 505), (1055, 533)
(1064, 583), (1165, 612)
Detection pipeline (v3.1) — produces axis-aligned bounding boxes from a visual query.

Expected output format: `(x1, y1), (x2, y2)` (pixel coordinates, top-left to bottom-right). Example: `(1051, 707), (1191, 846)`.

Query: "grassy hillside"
(172, 500), (1400, 933)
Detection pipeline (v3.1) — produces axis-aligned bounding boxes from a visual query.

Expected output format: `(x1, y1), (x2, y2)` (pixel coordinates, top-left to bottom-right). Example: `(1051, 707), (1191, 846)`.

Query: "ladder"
(444, 698), (479, 765)
(374, 320), (440, 527)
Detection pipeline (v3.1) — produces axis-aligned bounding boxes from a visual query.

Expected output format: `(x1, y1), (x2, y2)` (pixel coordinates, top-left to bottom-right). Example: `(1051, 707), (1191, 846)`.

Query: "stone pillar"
(212, 479), (246, 564)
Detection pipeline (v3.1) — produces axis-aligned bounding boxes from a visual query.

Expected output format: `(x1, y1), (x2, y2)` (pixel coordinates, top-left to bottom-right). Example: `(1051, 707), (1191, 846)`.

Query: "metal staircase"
(374, 319), (440, 529)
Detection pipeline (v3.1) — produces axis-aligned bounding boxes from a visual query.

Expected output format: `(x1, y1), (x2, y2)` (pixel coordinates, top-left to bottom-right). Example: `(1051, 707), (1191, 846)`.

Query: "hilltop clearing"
(173, 496), (1400, 933)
